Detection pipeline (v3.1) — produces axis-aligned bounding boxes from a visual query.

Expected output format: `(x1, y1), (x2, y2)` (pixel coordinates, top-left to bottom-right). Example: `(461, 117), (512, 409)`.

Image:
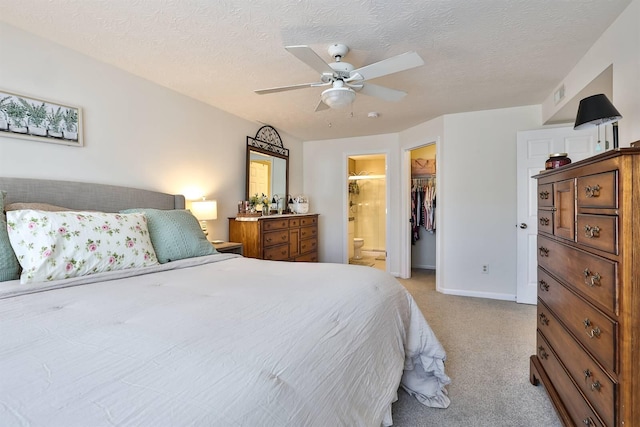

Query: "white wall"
(304, 106), (541, 300)
(0, 22), (303, 241)
(303, 133), (402, 274)
(542, 0), (640, 144)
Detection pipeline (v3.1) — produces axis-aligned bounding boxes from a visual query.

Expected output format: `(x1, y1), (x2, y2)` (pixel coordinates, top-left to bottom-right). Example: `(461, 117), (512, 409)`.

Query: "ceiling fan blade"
(314, 99), (329, 112)
(358, 83), (407, 102)
(350, 51), (424, 81)
(255, 82), (325, 95)
(285, 45), (335, 75)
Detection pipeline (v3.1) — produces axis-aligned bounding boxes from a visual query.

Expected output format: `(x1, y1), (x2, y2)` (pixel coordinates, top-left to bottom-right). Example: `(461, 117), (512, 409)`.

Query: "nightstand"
(212, 241), (243, 255)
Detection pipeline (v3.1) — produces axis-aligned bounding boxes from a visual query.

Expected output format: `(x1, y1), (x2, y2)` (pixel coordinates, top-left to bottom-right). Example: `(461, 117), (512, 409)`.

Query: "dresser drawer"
(537, 209), (554, 235)
(289, 218), (300, 227)
(295, 252), (318, 262)
(537, 304), (616, 426)
(299, 237), (317, 255)
(577, 171), (617, 209)
(538, 235), (617, 314)
(300, 225), (317, 239)
(263, 244), (289, 261)
(576, 214), (618, 255)
(538, 268), (617, 374)
(536, 331), (605, 427)
(262, 218), (290, 231)
(263, 230), (289, 247)
(538, 183), (554, 207)
(300, 216), (317, 227)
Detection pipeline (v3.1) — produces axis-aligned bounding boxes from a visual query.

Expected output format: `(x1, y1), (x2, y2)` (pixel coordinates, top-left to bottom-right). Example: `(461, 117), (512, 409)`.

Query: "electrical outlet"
(482, 264), (489, 274)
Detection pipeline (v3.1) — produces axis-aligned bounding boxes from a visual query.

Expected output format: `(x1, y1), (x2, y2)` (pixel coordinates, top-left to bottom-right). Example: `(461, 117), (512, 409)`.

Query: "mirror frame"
(246, 125), (289, 201)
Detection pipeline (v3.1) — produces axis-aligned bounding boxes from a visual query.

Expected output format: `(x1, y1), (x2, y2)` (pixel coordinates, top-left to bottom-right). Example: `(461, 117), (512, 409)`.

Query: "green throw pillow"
(121, 208), (217, 263)
(0, 191), (21, 281)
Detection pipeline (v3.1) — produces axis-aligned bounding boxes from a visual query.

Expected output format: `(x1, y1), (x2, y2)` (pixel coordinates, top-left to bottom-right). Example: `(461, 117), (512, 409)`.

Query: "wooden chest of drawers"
(228, 214), (318, 262)
(530, 148), (640, 426)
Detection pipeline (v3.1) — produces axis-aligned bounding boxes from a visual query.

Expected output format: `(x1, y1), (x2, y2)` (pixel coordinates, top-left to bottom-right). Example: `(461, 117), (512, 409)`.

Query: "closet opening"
(408, 144), (437, 277)
(347, 153), (387, 271)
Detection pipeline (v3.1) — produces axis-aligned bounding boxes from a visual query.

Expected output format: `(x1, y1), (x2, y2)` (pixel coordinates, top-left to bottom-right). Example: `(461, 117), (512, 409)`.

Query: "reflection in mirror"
(246, 126), (289, 203)
(248, 151), (287, 198)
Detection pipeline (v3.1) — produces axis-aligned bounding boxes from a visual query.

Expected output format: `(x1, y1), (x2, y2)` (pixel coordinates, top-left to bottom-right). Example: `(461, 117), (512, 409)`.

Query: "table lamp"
(191, 198), (217, 236)
(574, 94), (622, 150)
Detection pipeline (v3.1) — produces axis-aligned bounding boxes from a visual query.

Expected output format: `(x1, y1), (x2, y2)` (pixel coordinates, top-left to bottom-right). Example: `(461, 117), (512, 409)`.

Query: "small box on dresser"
(228, 214), (318, 262)
(530, 147), (640, 426)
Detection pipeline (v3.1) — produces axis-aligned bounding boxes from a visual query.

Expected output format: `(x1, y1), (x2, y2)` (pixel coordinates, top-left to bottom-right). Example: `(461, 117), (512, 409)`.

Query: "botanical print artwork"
(0, 89), (83, 147)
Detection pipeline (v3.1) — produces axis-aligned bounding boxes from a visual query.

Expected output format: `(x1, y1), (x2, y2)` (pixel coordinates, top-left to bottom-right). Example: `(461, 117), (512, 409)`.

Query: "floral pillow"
(6, 210), (159, 284)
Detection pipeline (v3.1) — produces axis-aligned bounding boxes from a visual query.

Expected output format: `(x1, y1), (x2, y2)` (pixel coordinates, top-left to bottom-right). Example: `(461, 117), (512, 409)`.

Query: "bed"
(0, 177), (450, 427)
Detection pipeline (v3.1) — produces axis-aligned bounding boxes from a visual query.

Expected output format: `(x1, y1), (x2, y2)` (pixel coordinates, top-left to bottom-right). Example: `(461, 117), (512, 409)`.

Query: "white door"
(516, 126), (597, 304)
(249, 161), (270, 199)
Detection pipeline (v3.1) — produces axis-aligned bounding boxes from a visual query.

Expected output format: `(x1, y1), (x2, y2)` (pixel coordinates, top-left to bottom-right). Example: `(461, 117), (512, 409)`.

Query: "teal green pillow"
(0, 191), (21, 281)
(121, 208), (217, 263)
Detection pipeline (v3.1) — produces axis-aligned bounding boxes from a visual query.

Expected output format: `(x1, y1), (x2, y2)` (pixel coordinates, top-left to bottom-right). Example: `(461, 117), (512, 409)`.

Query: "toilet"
(353, 238), (364, 260)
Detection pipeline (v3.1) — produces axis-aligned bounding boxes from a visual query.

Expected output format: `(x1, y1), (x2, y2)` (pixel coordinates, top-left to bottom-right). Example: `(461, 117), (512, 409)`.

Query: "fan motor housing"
(328, 43), (349, 59)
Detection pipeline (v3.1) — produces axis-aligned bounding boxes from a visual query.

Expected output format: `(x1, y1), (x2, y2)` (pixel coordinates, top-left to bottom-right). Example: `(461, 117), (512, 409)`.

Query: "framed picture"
(0, 89), (83, 147)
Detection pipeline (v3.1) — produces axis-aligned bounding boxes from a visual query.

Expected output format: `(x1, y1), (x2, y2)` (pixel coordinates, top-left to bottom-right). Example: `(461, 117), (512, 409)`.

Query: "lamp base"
(199, 220), (208, 236)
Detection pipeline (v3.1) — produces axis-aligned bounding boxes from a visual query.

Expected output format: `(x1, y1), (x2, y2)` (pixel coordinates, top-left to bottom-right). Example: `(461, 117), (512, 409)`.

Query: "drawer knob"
(538, 313), (549, 326)
(538, 247), (549, 257)
(539, 217), (550, 226)
(585, 184), (601, 198)
(538, 280), (549, 292)
(537, 346), (548, 360)
(583, 269), (601, 287)
(583, 368), (592, 380)
(583, 417), (596, 426)
(266, 237), (272, 243)
(587, 327), (601, 339)
(590, 380), (601, 392)
(583, 318), (601, 339)
(539, 190), (550, 200)
(583, 225), (600, 239)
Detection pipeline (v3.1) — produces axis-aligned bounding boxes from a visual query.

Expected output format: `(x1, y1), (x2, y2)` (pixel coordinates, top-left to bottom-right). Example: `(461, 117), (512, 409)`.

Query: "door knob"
(519, 223), (528, 229)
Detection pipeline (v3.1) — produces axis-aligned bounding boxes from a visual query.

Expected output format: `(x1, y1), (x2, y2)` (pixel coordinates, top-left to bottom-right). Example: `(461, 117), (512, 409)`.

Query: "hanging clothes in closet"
(411, 176), (436, 244)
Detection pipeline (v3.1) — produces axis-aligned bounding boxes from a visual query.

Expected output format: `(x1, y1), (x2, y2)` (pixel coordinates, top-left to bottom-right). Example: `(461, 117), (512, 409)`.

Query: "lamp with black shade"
(574, 93), (622, 151)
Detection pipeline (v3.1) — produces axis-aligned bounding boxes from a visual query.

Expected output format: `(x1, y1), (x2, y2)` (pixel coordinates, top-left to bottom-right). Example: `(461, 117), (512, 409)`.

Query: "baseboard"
(411, 263), (435, 270)
(437, 287), (516, 302)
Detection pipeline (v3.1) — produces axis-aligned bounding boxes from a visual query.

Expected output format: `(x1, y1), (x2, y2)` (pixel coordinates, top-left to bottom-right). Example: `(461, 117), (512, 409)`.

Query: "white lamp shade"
(321, 86), (356, 109)
(191, 199), (218, 221)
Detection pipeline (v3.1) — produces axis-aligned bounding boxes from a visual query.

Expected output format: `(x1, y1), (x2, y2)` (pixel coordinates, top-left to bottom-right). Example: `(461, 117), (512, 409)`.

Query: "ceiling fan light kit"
(321, 85), (356, 109)
(255, 43), (424, 111)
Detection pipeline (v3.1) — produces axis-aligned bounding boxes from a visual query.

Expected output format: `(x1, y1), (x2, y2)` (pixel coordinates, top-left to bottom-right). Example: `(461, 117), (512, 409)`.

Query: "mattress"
(0, 254), (450, 426)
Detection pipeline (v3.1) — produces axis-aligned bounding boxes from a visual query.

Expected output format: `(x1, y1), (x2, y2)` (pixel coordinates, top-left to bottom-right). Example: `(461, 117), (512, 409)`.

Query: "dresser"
(228, 214), (318, 262)
(530, 148), (640, 426)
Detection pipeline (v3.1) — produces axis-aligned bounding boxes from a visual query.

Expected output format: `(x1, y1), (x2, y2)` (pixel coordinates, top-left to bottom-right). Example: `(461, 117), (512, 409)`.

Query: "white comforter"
(0, 255), (450, 427)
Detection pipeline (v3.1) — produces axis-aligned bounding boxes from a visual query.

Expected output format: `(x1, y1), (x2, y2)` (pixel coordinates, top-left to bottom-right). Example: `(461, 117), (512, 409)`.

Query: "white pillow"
(6, 210), (159, 284)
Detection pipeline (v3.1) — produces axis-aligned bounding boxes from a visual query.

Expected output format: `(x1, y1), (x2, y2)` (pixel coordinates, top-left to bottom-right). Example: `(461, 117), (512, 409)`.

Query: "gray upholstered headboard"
(0, 177), (185, 212)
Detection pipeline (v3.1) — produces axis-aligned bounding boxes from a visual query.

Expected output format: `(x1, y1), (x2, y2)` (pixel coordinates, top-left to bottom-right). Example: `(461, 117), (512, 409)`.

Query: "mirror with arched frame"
(246, 126), (288, 204)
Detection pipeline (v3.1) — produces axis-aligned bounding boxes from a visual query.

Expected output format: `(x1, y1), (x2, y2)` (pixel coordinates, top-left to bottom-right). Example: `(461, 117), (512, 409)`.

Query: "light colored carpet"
(391, 269), (562, 426)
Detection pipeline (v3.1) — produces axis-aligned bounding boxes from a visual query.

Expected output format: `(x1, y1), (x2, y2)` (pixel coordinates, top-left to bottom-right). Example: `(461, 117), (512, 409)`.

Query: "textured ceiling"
(0, 0), (631, 141)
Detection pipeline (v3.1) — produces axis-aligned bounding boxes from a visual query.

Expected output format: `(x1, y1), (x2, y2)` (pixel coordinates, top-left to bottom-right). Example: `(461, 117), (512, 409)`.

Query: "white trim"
(440, 288), (516, 302)
(411, 263), (436, 270)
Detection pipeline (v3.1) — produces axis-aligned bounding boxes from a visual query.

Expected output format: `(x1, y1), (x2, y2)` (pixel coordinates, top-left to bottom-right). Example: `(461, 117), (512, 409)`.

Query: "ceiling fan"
(254, 44), (424, 111)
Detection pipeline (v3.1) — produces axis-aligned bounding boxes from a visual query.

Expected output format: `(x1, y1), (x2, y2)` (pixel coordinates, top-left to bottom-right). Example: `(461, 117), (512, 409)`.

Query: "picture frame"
(0, 89), (83, 147)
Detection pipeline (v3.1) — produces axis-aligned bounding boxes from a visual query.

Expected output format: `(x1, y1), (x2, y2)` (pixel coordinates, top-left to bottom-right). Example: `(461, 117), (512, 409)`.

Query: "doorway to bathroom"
(347, 154), (387, 271)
